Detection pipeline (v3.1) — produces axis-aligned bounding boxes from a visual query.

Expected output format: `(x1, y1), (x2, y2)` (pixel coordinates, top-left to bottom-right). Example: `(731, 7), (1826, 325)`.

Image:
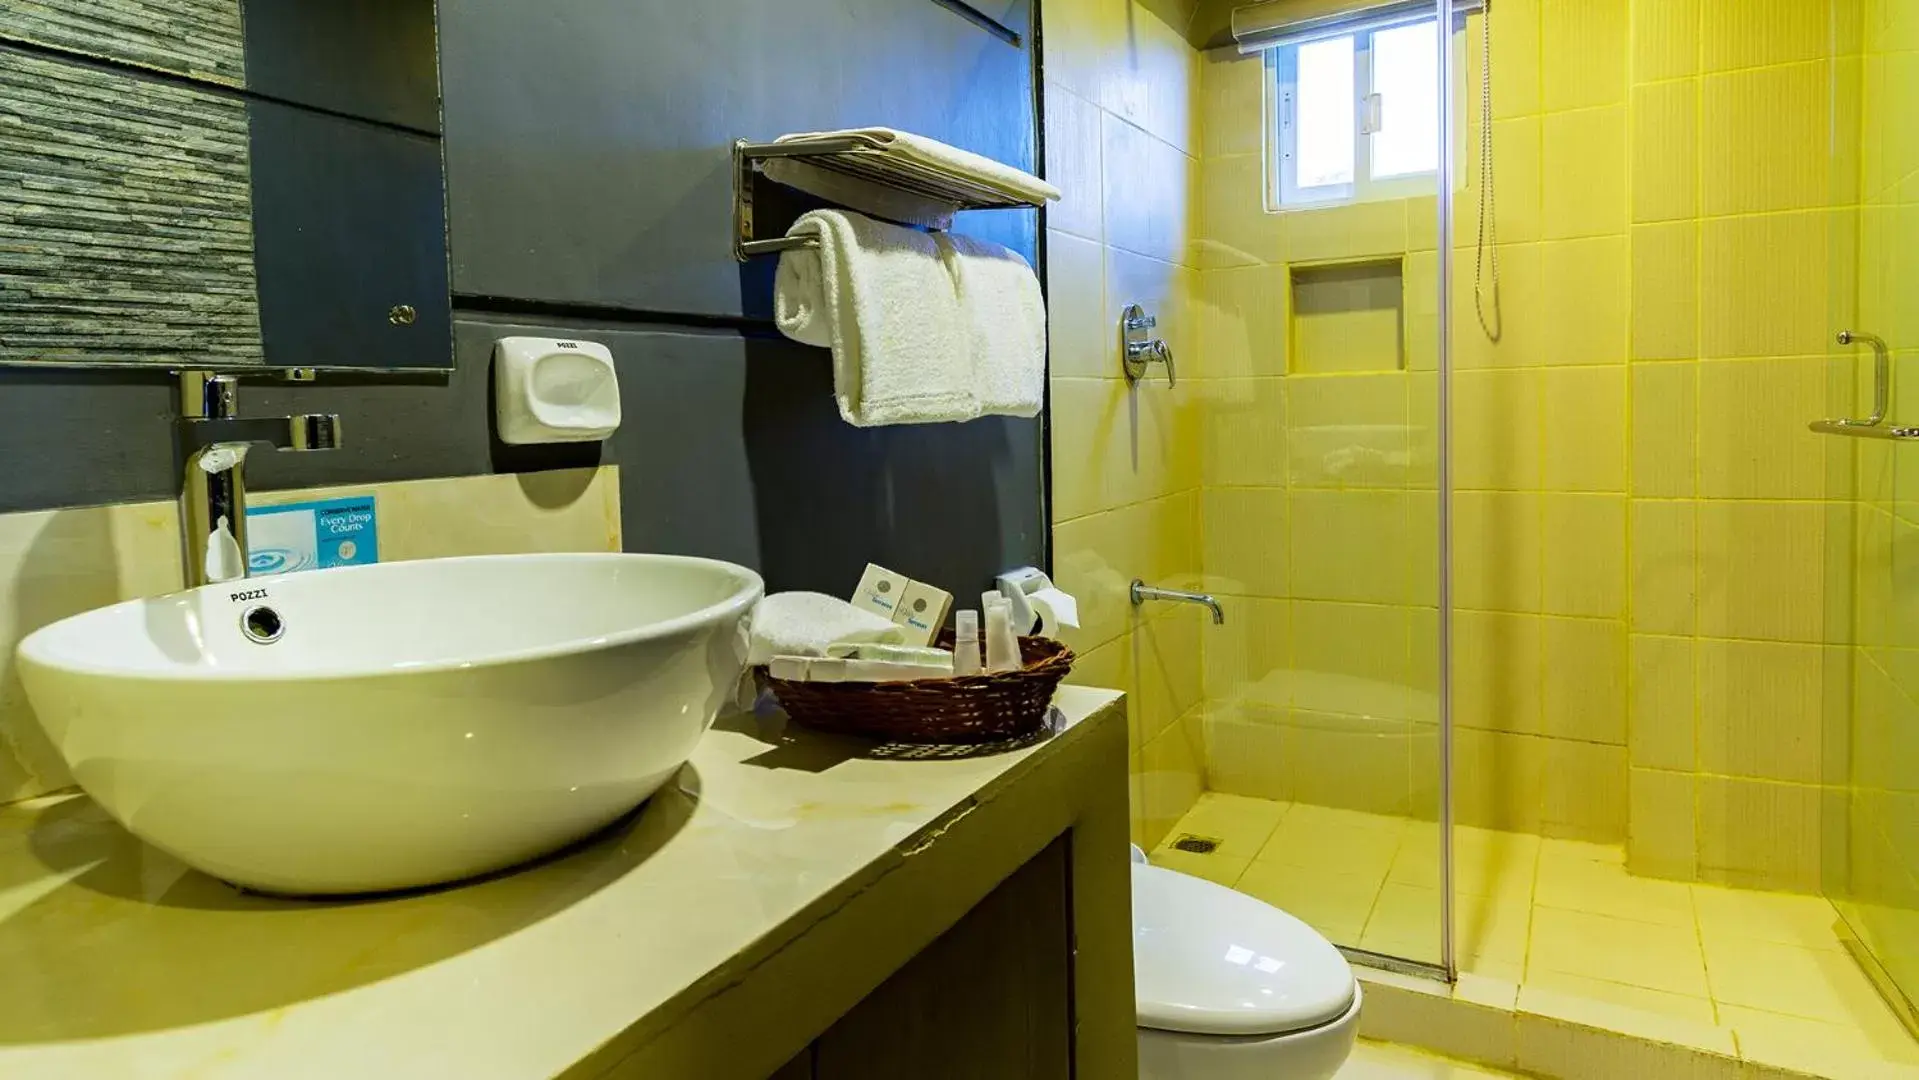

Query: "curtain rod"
(1232, 0), (1486, 53)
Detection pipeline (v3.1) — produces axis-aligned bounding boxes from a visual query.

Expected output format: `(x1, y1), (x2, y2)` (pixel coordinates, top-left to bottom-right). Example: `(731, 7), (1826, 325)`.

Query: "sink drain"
(240, 604), (285, 645)
(1172, 834), (1221, 854)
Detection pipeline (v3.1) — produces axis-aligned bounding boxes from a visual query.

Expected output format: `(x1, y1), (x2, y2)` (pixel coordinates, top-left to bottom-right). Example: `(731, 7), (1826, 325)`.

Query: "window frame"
(1268, 14), (1447, 212)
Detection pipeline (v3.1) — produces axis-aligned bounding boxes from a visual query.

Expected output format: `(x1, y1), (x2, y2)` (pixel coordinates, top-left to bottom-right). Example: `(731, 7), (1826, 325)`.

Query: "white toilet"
(1131, 847), (1361, 1079)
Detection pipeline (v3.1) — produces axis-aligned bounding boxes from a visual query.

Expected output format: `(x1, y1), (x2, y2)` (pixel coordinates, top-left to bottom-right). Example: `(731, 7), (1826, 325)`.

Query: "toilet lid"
(1132, 862), (1357, 1037)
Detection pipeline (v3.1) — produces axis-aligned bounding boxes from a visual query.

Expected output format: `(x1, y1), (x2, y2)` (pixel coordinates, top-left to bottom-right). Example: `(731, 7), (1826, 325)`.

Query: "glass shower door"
(1838, 0), (1919, 1031)
(1189, 0), (1454, 975)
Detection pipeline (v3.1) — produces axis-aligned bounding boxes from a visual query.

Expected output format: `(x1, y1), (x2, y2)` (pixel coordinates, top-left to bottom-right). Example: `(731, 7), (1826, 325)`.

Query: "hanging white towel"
(945, 233), (1046, 418)
(772, 128), (1062, 206)
(781, 209), (979, 427)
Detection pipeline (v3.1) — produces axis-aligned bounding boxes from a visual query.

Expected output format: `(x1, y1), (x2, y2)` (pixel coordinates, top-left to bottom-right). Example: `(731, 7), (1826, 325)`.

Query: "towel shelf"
(732, 134), (1045, 262)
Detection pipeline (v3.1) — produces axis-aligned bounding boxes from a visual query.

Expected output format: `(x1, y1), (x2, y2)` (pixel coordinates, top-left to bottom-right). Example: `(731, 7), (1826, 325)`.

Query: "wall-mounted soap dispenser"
(493, 337), (622, 444)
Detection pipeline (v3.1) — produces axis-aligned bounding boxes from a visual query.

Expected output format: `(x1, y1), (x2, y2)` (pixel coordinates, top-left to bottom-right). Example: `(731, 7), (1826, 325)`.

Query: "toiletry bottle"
(984, 596), (1020, 673)
(953, 610), (982, 676)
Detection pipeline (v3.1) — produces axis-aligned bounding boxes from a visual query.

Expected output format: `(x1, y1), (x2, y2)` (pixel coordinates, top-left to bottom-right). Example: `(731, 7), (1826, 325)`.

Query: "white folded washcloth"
(771, 128), (1062, 206)
(746, 591), (906, 666)
(947, 232), (1046, 418)
(761, 158), (959, 230)
(779, 209), (980, 427)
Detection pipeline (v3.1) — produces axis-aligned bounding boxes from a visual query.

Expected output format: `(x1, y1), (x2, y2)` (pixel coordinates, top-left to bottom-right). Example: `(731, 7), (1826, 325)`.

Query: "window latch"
(1360, 92), (1383, 135)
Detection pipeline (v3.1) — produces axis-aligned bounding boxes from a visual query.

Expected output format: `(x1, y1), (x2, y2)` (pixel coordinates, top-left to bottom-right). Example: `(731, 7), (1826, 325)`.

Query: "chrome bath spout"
(1130, 580), (1225, 625)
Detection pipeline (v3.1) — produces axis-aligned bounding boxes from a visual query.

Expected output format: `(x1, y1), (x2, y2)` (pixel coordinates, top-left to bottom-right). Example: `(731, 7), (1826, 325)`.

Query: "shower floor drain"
(1171, 834), (1221, 854)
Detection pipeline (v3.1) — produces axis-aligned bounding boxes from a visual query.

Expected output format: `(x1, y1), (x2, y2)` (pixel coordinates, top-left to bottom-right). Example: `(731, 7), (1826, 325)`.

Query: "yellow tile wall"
(0, 467), (623, 806)
(1185, 0), (1868, 873)
(1044, 0), (1208, 850)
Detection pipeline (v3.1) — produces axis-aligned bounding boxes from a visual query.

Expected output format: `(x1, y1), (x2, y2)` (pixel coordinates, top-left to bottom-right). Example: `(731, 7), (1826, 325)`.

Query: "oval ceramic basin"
(17, 553), (762, 895)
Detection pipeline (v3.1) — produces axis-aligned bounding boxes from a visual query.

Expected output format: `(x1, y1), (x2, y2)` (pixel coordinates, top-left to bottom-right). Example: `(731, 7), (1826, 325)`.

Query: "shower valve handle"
(1120, 303), (1176, 388)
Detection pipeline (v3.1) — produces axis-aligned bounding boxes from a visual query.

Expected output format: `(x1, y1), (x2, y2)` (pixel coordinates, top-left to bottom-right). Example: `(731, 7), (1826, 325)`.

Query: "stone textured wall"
(0, 47), (262, 366)
(0, 0), (245, 84)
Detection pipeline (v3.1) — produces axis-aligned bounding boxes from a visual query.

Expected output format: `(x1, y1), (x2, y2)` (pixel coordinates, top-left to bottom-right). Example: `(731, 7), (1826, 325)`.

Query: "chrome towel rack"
(731, 134), (1045, 261)
(1809, 330), (1919, 440)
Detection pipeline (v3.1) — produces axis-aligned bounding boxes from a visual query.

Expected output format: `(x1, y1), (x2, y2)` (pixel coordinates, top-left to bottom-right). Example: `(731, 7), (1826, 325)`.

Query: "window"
(1272, 17), (1439, 209)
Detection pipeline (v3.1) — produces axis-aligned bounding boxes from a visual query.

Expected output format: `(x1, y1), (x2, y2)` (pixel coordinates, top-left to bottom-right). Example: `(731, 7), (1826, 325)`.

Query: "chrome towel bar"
(1810, 330), (1919, 440)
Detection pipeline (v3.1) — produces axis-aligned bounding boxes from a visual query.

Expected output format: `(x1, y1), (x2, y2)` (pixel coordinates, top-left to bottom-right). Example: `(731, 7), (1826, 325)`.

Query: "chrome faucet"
(1130, 580), (1225, 625)
(178, 371), (343, 588)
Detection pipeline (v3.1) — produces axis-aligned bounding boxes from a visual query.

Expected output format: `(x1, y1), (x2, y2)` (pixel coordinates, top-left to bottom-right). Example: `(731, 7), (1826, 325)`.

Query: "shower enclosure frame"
(1433, 0), (1457, 986)
(1317, 0), (1457, 986)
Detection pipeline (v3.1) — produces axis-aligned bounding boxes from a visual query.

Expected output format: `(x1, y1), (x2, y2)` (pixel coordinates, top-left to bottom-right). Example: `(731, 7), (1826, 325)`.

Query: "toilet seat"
(1132, 862), (1356, 1037)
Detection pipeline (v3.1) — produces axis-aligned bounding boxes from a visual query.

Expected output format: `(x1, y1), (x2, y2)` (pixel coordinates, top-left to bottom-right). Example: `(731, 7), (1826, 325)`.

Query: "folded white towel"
(947, 233), (1046, 419)
(772, 128), (1062, 206)
(761, 158), (959, 230)
(746, 591), (906, 666)
(781, 210), (980, 427)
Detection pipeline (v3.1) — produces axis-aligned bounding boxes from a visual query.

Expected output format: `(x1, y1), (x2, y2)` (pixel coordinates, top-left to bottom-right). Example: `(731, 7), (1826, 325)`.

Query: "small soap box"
(493, 336), (622, 445)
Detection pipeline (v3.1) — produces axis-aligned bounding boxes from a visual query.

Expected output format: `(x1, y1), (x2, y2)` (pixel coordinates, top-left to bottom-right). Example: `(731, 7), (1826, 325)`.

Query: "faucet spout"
(1130, 580), (1225, 625)
(182, 413), (343, 456)
(176, 372), (344, 588)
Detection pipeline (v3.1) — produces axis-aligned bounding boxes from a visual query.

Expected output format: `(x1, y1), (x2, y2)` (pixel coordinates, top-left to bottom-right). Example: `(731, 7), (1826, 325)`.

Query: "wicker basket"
(767, 635), (1075, 744)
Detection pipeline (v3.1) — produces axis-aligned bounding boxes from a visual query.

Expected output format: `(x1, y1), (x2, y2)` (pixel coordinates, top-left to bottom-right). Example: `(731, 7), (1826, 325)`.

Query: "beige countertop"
(0, 686), (1126, 1080)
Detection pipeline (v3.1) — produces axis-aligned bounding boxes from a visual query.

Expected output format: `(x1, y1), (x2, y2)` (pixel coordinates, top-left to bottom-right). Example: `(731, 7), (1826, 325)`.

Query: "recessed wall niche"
(1289, 257), (1406, 374)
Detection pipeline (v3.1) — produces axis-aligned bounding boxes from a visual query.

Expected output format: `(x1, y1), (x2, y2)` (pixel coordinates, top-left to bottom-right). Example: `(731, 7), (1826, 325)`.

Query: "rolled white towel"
(746, 591), (905, 666)
(775, 245), (832, 348)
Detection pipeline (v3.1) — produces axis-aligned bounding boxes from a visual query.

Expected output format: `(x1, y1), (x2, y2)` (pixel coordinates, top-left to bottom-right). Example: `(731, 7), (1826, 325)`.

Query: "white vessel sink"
(17, 553), (762, 895)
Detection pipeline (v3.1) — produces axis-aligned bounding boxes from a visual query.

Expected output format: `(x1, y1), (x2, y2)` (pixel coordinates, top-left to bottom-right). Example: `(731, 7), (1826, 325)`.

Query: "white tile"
(1336, 1039), (1526, 1078)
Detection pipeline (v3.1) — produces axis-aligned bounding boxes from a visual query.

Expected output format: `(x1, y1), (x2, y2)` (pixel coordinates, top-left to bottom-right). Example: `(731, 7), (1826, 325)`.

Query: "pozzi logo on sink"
(229, 588), (270, 603)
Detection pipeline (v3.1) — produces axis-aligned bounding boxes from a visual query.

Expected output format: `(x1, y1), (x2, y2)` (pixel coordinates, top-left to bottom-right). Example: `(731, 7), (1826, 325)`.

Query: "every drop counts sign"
(245, 496), (380, 576)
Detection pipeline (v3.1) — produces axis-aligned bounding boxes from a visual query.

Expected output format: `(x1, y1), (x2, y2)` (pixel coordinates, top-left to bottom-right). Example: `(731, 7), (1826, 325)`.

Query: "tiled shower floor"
(1152, 793), (1919, 1076)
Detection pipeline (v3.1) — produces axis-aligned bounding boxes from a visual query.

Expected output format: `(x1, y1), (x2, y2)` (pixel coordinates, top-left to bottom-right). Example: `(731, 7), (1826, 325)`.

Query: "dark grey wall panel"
(441, 0), (1037, 318)
(0, 321), (580, 513)
(0, 0), (244, 84)
(739, 338), (1045, 596)
(241, 0), (440, 132)
(0, 46), (262, 367)
(0, 312), (1044, 600)
(0, 367), (178, 511)
(454, 315), (1044, 595)
(0, 368), (483, 516)
(249, 102), (452, 370)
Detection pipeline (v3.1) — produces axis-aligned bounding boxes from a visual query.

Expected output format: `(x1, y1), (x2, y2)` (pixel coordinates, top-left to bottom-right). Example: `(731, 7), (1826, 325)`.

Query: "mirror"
(0, 0), (450, 371)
